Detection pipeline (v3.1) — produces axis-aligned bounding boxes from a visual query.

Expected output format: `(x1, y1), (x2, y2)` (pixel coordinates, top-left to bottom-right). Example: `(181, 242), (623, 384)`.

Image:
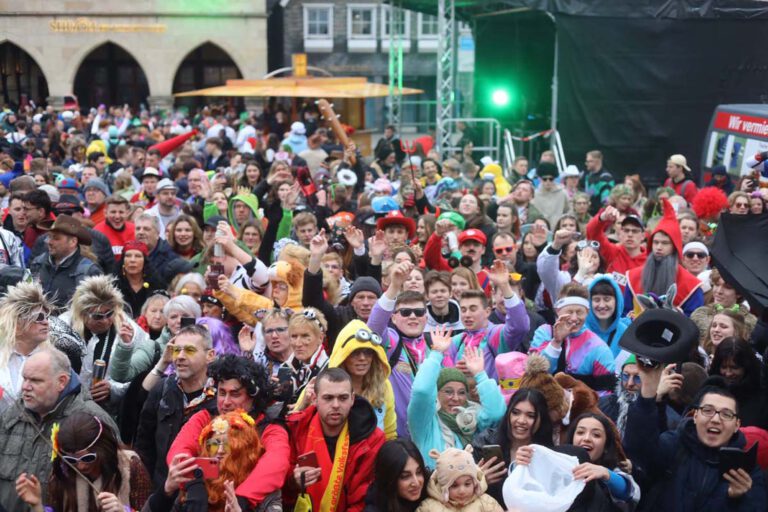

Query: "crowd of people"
(0, 101), (766, 512)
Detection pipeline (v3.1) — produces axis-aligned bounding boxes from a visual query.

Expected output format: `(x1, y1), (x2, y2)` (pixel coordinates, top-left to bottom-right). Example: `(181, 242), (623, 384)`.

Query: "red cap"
(124, 240), (149, 257)
(458, 229), (487, 246)
(376, 210), (416, 239)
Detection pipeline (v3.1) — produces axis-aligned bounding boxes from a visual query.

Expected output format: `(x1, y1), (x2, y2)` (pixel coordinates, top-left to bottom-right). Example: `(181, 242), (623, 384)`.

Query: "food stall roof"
(175, 77), (423, 99)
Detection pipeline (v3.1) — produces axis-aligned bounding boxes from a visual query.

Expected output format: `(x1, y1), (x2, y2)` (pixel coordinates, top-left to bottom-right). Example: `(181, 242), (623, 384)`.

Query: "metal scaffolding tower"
(436, 0), (456, 156)
(387, 1), (405, 130)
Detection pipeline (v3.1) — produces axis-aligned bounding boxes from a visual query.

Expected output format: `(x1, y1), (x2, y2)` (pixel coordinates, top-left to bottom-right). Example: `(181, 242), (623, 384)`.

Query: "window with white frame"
(418, 13), (439, 37)
(304, 5), (333, 38)
(348, 4), (377, 39)
(381, 6), (410, 38)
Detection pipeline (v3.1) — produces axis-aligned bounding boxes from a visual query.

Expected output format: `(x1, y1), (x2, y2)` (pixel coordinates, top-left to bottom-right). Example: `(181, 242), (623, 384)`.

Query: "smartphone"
(277, 366), (293, 385)
(192, 457), (220, 480)
(482, 445), (504, 463)
(297, 451), (319, 468)
(719, 445), (757, 475)
(180, 316), (196, 328)
(207, 262), (225, 290)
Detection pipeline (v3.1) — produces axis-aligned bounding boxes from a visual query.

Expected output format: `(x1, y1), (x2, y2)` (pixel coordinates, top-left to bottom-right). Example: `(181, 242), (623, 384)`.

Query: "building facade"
(0, 0), (268, 110)
(276, 0), (443, 130)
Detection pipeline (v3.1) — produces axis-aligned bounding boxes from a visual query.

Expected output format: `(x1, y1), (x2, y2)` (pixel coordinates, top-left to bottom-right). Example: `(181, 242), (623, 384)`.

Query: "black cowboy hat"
(618, 308), (698, 364)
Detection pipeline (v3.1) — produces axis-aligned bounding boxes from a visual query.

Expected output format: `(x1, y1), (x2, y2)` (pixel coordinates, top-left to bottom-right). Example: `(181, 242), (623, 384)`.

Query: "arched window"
(73, 43), (149, 110)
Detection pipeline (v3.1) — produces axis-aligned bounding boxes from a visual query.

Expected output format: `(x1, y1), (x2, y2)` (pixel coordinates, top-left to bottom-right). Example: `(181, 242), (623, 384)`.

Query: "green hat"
(622, 354), (637, 369)
(437, 367), (468, 391)
(438, 211), (466, 230)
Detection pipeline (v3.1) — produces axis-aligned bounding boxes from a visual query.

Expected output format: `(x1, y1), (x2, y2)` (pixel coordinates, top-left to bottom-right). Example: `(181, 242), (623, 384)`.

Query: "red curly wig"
(198, 410), (263, 511)
(692, 186), (729, 221)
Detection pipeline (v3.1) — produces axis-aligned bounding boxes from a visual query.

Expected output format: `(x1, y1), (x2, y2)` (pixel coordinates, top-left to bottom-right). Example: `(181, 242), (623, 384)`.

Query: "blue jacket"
(585, 275), (631, 357)
(407, 350), (506, 468)
(624, 396), (767, 512)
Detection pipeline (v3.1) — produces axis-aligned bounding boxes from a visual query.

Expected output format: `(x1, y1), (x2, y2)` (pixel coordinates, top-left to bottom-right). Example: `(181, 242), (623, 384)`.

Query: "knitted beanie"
(349, 277), (382, 301)
(518, 353), (567, 417)
(429, 446), (482, 500)
(437, 367), (468, 391)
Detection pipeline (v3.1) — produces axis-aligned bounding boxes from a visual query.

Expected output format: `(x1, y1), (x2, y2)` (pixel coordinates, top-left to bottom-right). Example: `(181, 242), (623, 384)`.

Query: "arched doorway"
(173, 43), (243, 110)
(0, 42), (49, 108)
(73, 43), (149, 111)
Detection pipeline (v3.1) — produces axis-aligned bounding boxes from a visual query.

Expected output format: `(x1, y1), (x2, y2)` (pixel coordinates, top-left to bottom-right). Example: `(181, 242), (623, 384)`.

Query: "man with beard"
(624, 199), (703, 317)
(598, 355), (641, 439)
(424, 225), (492, 296)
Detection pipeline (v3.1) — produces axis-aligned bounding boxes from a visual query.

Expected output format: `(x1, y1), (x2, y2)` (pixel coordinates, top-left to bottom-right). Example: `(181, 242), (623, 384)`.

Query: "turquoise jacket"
(407, 350), (506, 468)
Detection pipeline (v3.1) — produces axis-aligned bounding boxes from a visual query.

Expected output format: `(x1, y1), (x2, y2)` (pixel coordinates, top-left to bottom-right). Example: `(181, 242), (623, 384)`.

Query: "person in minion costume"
(480, 163), (511, 198)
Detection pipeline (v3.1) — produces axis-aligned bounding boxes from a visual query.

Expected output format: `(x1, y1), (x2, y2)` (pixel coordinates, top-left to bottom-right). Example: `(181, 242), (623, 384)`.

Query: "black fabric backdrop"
(554, 15), (768, 184)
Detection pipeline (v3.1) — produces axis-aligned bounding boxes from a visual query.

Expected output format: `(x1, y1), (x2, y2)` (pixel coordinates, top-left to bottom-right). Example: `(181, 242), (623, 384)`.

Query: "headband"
(682, 241), (709, 256)
(554, 297), (590, 310)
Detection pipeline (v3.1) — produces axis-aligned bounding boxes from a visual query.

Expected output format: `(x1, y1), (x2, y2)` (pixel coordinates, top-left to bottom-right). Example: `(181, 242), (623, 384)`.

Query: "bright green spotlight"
(491, 88), (510, 107)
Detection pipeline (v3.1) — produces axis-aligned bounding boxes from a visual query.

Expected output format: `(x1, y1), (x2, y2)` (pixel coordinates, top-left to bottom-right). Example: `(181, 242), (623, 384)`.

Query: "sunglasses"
(29, 312), (49, 324)
(494, 246), (516, 255)
(684, 252), (707, 259)
(171, 345), (200, 357)
(264, 326), (288, 335)
(395, 307), (426, 318)
(88, 310), (115, 321)
(61, 453), (98, 465)
(620, 373), (642, 386)
(540, 177), (554, 182)
(576, 240), (600, 251)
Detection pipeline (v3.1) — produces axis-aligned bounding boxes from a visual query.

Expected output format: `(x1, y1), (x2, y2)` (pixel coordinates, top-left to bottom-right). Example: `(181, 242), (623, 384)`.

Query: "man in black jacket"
(135, 325), (217, 489)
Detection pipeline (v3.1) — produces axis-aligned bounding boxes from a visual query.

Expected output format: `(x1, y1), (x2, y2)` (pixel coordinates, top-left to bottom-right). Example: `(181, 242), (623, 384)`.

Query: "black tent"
(396, 0), (768, 184)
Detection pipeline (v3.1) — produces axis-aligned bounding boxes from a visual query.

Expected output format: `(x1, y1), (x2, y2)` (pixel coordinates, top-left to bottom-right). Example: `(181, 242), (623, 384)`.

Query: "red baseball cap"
(458, 229), (487, 246)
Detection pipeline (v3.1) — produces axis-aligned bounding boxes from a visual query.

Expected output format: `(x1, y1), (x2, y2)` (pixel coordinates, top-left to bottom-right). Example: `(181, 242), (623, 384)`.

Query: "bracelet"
(151, 367), (165, 377)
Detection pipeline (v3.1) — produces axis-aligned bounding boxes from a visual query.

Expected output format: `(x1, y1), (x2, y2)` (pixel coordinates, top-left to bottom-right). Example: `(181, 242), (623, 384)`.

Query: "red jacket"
(423, 233), (491, 296)
(586, 214), (647, 277)
(284, 398), (385, 512)
(93, 220), (135, 260)
(166, 408), (291, 506)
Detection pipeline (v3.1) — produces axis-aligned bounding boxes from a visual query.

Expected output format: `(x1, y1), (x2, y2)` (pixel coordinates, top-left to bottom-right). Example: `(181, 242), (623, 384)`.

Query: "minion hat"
(480, 162), (511, 197)
(86, 139), (113, 164)
(329, 319), (390, 377)
(428, 445), (485, 502)
(268, 260), (304, 311)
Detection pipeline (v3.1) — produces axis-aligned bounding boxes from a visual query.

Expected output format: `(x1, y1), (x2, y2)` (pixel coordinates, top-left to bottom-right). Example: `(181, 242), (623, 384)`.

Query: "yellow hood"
(481, 163), (511, 197)
(329, 320), (390, 377)
(268, 260), (303, 311)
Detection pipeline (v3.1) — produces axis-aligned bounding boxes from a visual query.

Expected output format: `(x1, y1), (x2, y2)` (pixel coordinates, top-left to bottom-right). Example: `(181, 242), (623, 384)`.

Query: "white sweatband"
(554, 297), (590, 310)
(682, 241), (709, 256)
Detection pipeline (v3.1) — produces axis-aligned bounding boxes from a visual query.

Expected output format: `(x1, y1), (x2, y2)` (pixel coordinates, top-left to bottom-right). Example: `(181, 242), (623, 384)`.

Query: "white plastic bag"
(502, 444), (585, 512)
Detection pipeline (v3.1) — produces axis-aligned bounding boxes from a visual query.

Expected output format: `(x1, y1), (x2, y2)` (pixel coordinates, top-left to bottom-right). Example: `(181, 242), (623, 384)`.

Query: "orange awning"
(174, 77), (423, 99)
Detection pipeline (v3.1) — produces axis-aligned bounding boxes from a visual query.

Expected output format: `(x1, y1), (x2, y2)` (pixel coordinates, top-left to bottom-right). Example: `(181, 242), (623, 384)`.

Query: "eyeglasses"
(620, 373), (641, 386)
(440, 388), (467, 398)
(254, 307), (294, 320)
(576, 240), (600, 251)
(494, 246), (516, 255)
(684, 252), (708, 260)
(61, 452), (98, 465)
(171, 345), (200, 357)
(88, 310), (114, 321)
(697, 405), (737, 421)
(395, 308), (426, 318)
(264, 326), (288, 335)
(204, 438), (229, 455)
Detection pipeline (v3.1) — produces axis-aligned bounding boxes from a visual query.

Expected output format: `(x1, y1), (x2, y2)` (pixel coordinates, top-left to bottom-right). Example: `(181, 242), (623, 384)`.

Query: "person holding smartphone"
(624, 362), (767, 510)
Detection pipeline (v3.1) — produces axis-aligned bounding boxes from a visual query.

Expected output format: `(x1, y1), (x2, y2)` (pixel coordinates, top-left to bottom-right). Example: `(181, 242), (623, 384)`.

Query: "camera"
(329, 226), (348, 253)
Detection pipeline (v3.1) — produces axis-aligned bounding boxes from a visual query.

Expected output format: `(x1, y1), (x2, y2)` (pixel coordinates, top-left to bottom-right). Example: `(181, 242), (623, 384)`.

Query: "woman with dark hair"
(364, 439), (429, 512)
(238, 161), (263, 192)
(16, 412), (151, 511)
(115, 240), (164, 319)
(565, 412), (639, 507)
(168, 214), (205, 260)
(710, 338), (768, 429)
(473, 388), (554, 504)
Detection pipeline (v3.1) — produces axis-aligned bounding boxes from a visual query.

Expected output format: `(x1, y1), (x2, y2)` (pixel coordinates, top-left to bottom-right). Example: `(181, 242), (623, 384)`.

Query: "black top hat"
(618, 308), (698, 364)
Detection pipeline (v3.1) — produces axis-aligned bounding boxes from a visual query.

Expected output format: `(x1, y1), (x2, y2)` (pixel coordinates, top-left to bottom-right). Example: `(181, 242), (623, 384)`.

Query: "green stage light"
(491, 88), (510, 107)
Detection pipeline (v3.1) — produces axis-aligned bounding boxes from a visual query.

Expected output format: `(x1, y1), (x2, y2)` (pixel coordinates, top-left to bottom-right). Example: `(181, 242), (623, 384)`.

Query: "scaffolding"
(435, 0), (456, 157)
(387, 0), (405, 130)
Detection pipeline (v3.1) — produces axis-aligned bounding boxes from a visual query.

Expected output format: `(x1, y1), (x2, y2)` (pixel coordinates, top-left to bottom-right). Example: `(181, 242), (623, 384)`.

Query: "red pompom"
(692, 186), (729, 220)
